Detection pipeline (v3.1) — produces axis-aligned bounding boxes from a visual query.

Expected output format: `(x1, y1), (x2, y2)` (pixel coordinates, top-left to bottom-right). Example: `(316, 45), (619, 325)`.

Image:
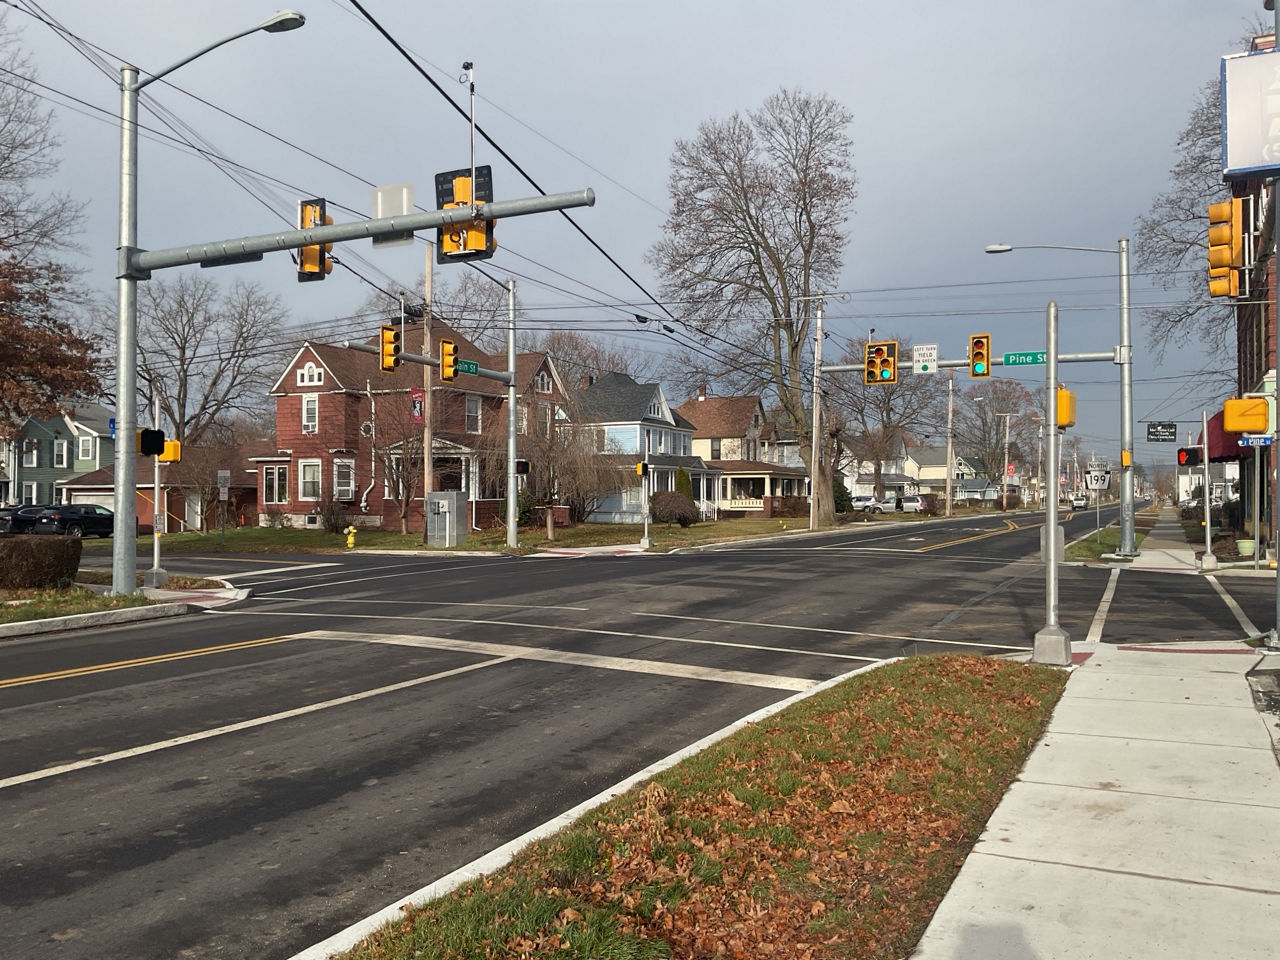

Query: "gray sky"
(12, 0), (1265, 473)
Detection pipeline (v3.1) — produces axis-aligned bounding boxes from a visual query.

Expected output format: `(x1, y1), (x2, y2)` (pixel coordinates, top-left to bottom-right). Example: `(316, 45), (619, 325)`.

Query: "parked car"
(870, 495), (926, 514)
(0, 504), (54, 534)
(33, 503), (117, 538)
(848, 495), (876, 511)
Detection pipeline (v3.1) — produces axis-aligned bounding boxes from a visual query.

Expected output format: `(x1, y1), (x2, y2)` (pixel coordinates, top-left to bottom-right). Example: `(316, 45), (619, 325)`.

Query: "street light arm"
(131, 10), (305, 91)
(985, 242), (1119, 255)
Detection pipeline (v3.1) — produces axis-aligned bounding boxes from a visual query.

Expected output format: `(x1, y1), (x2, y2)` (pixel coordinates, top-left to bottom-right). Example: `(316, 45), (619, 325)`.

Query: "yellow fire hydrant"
(345, 524), (357, 549)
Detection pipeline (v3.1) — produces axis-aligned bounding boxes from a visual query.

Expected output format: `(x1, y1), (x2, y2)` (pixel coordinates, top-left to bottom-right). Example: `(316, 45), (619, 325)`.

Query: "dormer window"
(534, 370), (552, 394)
(648, 399), (662, 418)
(296, 362), (325, 386)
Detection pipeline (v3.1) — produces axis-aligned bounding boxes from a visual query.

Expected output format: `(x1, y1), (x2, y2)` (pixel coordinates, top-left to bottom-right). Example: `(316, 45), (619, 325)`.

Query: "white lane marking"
(1206, 575), (1262, 636)
(252, 558), (520, 596)
(300, 630), (816, 691)
(0, 658), (510, 792)
(1084, 568), (1120, 644)
(286, 657), (898, 960)
(257, 597), (590, 612)
(213, 562), (340, 577)
(633, 612), (1031, 653)
(213, 609), (885, 662)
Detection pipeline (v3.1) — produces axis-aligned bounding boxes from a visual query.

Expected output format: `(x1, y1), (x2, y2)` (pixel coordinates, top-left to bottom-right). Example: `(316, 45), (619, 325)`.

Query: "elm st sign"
(1146, 421), (1177, 442)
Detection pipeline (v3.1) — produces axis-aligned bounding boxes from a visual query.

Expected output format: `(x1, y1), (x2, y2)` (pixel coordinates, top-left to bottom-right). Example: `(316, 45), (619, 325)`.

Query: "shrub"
(650, 491), (698, 527)
(674, 466), (693, 499)
(0, 534), (82, 589)
(832, 479), (854, 514)
(517, 488), (537, 527)
(920, 493), (939, 516)
(775, 496), (809, 518)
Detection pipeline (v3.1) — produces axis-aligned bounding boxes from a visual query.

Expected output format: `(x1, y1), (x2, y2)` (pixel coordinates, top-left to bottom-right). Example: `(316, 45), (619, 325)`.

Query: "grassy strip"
(342, 655), (1066, 960)
(0, 586), (152, 624)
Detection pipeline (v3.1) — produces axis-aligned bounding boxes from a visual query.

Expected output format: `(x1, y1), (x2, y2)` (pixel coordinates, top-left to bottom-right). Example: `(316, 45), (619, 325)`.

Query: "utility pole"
(808, 296), (824, 532)
(944, 373), (955, 517)
(421, 248), (434, 544)
(506, 280), (517, 549)
(1034, 301), (1071, 665)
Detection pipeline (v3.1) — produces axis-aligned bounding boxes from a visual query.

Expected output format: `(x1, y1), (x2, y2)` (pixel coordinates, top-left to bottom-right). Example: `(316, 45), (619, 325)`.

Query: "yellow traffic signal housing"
(379, 324), (401, 372)
(1056, 385), (1077, 429)
(635, 462), (649, 476)
(1223, 397), (1269, 433)
(435, 166), (497, 264)
(968, 334), (991, 378)
(439, 338), (458, 381)
(298, 198), (334, 282)
(863, 340), (898, 384)
(157, 440), (182, 463)
(1207, 198), (1243, 298)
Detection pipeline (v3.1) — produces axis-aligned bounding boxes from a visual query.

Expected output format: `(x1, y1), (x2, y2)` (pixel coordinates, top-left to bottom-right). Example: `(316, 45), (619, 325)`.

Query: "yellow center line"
(917, 518), (1020, 552)
(0, 635), (296, 689)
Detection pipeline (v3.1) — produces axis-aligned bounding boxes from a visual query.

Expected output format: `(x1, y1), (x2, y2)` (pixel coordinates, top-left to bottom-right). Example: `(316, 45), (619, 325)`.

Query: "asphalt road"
(1, 509), (1273, 959)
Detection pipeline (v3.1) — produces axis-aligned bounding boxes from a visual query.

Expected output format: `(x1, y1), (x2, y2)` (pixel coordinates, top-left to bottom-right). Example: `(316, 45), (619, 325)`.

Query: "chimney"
(697, 383), (707, 401)
(583, 375), (595, 388)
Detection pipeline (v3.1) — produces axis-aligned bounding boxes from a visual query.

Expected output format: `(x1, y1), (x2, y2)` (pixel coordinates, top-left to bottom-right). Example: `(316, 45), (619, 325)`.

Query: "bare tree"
(369, 390), (423, 535)
(952, 380), (1040, 492)
(533, 329), (659, 388)
(96, 275), (291, 443)
(648, 88), (857, 523)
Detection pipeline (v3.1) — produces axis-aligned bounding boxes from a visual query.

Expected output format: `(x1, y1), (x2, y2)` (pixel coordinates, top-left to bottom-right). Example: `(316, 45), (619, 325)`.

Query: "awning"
(1199, 410), (1240, 462)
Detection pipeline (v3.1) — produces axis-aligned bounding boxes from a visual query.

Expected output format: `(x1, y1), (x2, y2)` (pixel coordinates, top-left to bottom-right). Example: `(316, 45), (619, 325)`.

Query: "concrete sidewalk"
(911, 640), (1280, 959)
(1127, 504), (1202, 572)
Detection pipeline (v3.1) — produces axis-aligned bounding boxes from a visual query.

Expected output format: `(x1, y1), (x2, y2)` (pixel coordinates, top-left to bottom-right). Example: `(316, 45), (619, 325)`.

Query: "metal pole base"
(1200, 552), (1218, 572)
(1033, 624), (1072, 666)
(1260, 629), (1280, 656)
(639, 537), (652, 549)
(143, 567), (168, 588)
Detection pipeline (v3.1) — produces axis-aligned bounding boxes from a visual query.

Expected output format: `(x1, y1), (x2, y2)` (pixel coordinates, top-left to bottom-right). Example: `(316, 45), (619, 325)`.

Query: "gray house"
(1, 402), (116, 505)
(575, 372), (721, 523)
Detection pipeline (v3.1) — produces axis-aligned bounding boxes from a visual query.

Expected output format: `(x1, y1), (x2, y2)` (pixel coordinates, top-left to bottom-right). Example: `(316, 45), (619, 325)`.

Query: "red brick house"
(254, 322), (567, 531)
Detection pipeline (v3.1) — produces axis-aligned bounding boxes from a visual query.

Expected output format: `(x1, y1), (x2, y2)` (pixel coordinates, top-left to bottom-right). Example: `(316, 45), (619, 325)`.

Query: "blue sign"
(1238, 436), (1274, 447)
(108, 417), (115, 438)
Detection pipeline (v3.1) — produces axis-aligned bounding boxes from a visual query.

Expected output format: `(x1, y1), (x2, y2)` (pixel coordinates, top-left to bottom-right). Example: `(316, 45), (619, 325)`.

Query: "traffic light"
(439, 338), (458, 381)
(1223, 396), (1269, 433)
(379, 324), (401, 372)
(968, 334), (991, 378)
(1207, 199), (1244, 298)
(1056, 386), (1076, 429)
(158, 440), (182, 463)
(435, 166), (496, 264)
(635, 462), (649, 476)
(298, 198), (334, 282)
(1177, 447), (1202, 467)
(137, 428), (165, 456)
(863, 340), (898, 384)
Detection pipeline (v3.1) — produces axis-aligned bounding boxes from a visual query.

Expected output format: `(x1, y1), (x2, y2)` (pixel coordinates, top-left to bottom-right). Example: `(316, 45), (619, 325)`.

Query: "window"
(334, 459), (355, 501)
(296, 362), (324, 386)
(299, 460), (321, 500)
(711, 438), (722, 459)
(302, 394), (318, 433)
(263, 464), (289, 504)
(78, 436), (93, 461)
(595, 428), (607, 453)
(648, 398), (662, 417)
(384, 454), (404, 500)
(657, 430), (667, 453)
(645, 428), (653, 453)
(534, 370), (552, 394)
(53, 440), (69, 468)
(538, 403), (552, 438)
(465, 395), (482, 434)
(517, 404), (528, 435)
(22, 441), (38, 468)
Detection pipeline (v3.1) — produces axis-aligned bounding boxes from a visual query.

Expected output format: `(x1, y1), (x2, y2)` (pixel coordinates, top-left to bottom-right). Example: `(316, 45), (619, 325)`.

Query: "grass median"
(341, 655), (1066, 960)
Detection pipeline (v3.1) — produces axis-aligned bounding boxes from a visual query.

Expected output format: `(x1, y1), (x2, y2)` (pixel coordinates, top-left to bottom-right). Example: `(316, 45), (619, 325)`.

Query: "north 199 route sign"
(1003, 351), (1046, 366)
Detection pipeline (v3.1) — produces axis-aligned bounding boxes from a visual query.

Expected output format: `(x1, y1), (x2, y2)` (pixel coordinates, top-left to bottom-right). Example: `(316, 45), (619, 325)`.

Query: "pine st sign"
(1003, 350), (1046, 367)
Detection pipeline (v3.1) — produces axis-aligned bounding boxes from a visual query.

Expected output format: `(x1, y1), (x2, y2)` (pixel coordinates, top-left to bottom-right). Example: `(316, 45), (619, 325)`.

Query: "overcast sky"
(11, 0), (1268, 473)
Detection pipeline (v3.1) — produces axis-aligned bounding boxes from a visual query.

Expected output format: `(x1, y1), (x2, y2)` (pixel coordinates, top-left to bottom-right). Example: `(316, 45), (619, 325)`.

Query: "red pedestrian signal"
(1176, 447), (1202, 467)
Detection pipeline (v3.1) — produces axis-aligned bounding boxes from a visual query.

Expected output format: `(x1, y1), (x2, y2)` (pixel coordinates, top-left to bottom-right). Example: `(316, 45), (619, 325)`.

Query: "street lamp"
(112, 11), (306, 595)
(984, 240), (1136, 556)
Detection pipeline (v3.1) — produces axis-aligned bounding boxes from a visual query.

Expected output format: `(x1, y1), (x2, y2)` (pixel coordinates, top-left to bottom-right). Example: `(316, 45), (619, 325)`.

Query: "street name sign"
(912, 343), (938, 374)
(1146, 421), (1177, 442)
(457, 359), (480, 375)
(1003, 351), (1046, 366)
(1238, 436), (1274, 447)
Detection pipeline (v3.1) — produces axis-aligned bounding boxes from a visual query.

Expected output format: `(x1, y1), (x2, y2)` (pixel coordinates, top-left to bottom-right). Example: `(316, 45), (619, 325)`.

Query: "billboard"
(1222, 49), (1280, 179)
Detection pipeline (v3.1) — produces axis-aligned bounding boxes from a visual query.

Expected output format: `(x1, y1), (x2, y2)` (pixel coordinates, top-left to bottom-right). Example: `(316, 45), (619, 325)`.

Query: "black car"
(0, 504), (54, 534)
(33, 503), (117, 538)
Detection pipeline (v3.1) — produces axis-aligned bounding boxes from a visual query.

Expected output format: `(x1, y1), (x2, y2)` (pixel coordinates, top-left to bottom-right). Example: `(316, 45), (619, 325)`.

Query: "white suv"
(1071, 494), (1088, 509)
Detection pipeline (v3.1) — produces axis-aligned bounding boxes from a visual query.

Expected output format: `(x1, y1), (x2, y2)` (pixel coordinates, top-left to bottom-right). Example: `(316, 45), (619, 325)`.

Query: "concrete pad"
(911, 856), (1279, 960)
(977, 780), (1280, 891)
(1065, 669), (1256, 707)
(1048, 696), (1272, 749)
(1018, 731), (1280, 805)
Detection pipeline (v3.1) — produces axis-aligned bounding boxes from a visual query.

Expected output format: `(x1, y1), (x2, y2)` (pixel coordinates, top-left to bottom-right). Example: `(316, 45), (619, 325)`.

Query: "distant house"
(849, 435), (922, 498)
(575, 372), (719, 523)
(673, 388), (808, 517)
(257, 323), (567, 531)
(0, 401), (116, 505)
(914, 446), (981, 499)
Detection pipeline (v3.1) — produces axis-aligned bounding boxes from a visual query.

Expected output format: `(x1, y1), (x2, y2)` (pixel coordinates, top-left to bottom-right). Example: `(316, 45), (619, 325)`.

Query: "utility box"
(426, 491), (467, 548)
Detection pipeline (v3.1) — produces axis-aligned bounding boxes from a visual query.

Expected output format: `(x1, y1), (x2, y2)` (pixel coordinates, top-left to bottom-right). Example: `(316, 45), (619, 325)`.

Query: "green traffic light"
(974, 362), (986, 374)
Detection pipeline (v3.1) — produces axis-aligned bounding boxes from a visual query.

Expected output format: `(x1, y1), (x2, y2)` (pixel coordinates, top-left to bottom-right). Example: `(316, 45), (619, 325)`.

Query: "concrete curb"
(0, 602), (191, 639)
